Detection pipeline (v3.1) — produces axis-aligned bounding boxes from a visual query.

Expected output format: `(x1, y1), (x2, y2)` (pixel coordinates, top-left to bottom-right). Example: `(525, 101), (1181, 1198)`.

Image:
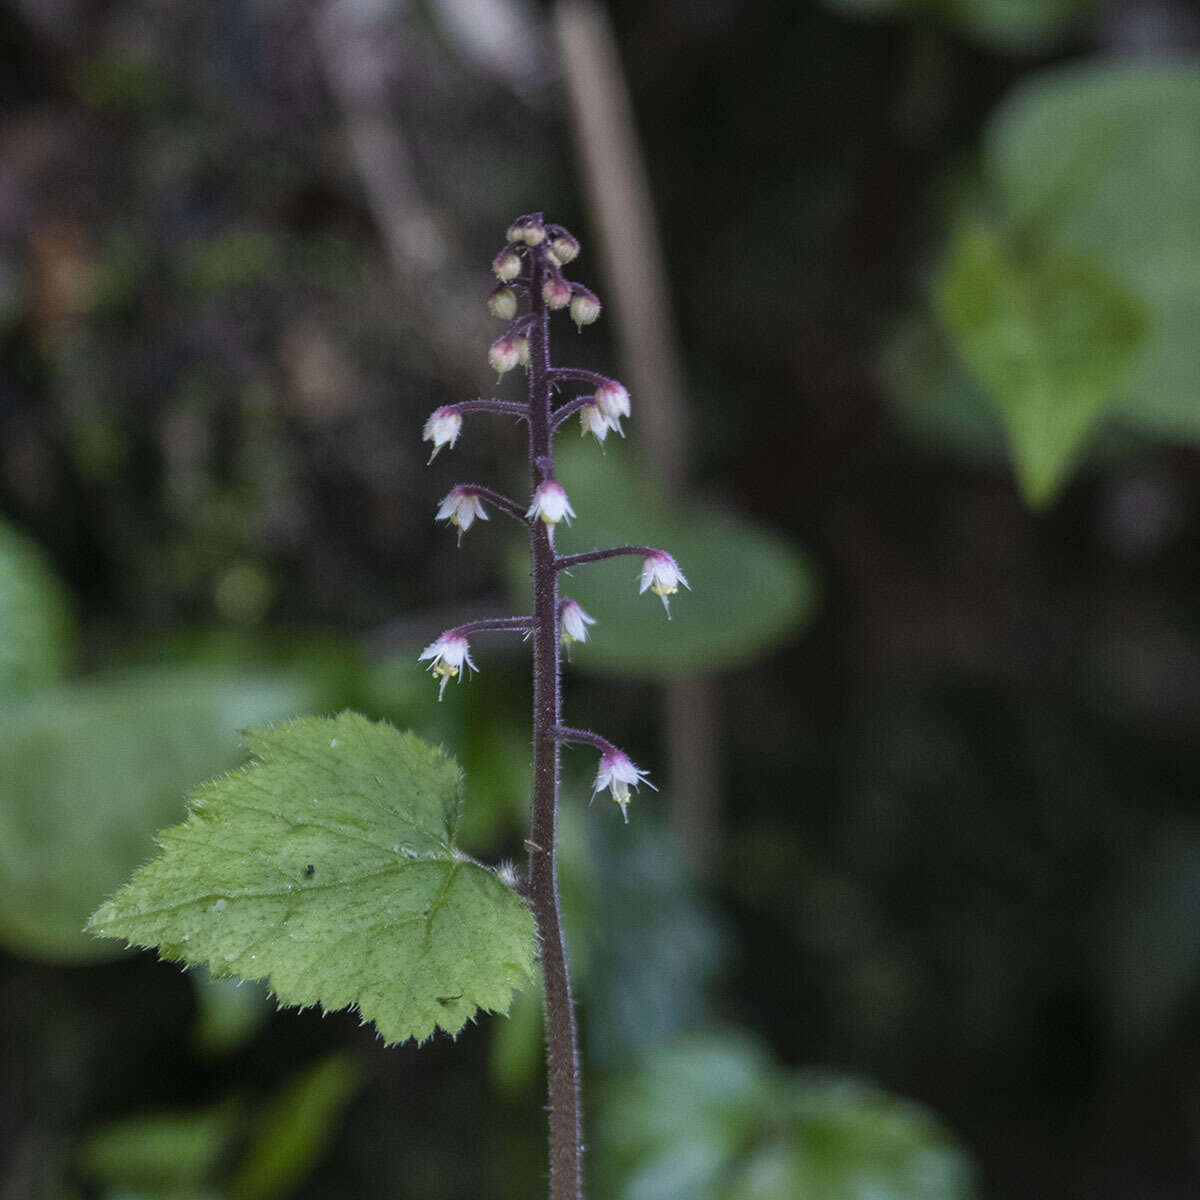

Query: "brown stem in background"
(553, 0), (720, 873)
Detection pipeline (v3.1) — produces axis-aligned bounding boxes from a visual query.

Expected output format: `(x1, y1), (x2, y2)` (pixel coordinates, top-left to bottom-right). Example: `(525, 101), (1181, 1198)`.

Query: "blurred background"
(2, 0), (1199, 1197)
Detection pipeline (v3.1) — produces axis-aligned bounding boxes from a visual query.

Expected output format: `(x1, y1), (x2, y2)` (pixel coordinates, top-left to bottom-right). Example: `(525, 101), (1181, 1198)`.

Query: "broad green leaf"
(985, 63), (1200, 439)
(0, 666), (316, 961)
(510, 441), (814, 679)
(0, 521), (75, 700)
(229, 1054), (362, 1200)
(78, 1104), (238, 1195)
(934, 225), (1146, 505)
(88, 712), (536, 1044)
(600, 1031), (977, 1200)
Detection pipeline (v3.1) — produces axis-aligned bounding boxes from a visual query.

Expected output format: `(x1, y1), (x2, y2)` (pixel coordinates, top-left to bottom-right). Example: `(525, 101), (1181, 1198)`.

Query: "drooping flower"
(492, 249), (521, 282)
(592, 747), (655, 822)
(560, 598), (596, 648)
(488, 336), (520, 376)
(418, 631), (476, 700)
(581, 403), (622, 443)
(639, 551), (690, 617)
(543, 277), (572, 310)
(422, 406), (463, 463)
(594, 380), (630, 423)
(526, 480), (575, 528)
(487, 286), (518, 320)
(569, 288), (601, 329)
(437, 487), (488, 544)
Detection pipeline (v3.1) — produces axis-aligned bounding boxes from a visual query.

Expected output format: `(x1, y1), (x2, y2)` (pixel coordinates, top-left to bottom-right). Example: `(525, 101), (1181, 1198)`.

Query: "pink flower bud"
(543, 277), (572, 310)
(548, 233), (580, 265)
(492, 249), (521, 282)
(594, 380), (630, 422)
(520, 220), (546, 246)
(569, 288), (601, 329)
(422, 406), (463, 463)
(526, 480), (575, 527)
(487, 285), (518, 320)
(488, 336), (520, 375)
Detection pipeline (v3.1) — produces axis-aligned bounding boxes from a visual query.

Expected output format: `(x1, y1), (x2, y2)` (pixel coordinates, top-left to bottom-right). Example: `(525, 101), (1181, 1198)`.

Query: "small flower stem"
(525, 220), (584, 1200)
(449, 616), (533, 637)
(548, 366), (616, 388)
(454, 484), (530, 526)
(552, 725), (616, 754)
(455, 398), (530, 420)
(550, 395), (595, 430)
(555, 545), (662, 572)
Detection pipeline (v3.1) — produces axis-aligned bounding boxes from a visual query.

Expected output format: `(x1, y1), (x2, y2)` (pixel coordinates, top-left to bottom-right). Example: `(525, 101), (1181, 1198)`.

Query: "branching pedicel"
(419, 213), (688, 1199)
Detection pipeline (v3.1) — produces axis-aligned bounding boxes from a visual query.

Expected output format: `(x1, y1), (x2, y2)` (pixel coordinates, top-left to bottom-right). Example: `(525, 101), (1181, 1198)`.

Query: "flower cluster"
(416, 213), (691, 819)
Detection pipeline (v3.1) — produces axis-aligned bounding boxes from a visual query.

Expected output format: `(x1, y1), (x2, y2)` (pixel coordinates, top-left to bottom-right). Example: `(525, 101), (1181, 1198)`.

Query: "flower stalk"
(419, 213), (688, 1199)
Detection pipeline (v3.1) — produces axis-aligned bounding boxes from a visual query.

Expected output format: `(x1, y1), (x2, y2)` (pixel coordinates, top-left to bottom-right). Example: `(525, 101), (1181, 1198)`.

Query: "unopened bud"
(570, 288), (601, 329)
(488, 336), (520, 375)
(492, 249), (521, 282)
(543, 277), (572, 310)
(521, 220), (546, 246)
(487, 285), (518, 320)
(505, 222), (526, 244)
(548, 233), (580, 265)
(515, 336), (530, 367)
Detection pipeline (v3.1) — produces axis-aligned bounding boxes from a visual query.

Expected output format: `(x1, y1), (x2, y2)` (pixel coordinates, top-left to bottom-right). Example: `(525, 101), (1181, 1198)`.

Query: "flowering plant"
(87, 212), (685, 1200)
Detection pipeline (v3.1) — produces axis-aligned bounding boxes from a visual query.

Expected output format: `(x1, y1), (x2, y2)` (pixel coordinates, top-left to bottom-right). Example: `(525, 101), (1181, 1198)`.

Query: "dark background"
(2, 1), (1200, 1197)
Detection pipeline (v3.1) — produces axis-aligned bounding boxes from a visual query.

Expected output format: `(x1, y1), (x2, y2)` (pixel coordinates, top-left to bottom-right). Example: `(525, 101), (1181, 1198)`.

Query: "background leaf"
(89, 712), (537, 1044)
(934, 225), (1146, 505)
(0, 666), (318, 961)
(0, 520), (75, 701)
(509, 441), (815, 679)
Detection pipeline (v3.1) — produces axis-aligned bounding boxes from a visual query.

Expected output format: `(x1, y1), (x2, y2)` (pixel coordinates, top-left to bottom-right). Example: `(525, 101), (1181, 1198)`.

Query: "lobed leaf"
(88, 712), (536, 1044)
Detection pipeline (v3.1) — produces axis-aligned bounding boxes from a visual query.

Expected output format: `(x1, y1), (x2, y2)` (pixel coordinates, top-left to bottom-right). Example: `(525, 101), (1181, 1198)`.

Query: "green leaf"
(78, 1104), (238, 1195)
(511, 441), (815, 679)
(0, 666), (317, 961)
(88, 712), (536, 1045)
(934, 224), (1146, 506)
(600, 1031), (978, 1200)
(229, 1054), (362, 1200)
(0, 521), (75, 701)
(985, 63), (1200, 439)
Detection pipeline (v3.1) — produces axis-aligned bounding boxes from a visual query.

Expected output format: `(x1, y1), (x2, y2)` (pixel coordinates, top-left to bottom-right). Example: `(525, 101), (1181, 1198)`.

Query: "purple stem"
(550, 394), (595, 430)
(448, 616), (533, 637)
(552, 725), (616, 755)
(455, 398), (530, 420)
(555, 545), (662, 572)
(524, 217), (584, 1200)
(548, 366), (615, 388)
(453, 484), (529, 526)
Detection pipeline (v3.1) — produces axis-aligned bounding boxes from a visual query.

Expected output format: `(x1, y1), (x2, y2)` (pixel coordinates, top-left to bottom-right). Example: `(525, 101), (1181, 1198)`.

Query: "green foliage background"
(2, 0), (1199, 1197)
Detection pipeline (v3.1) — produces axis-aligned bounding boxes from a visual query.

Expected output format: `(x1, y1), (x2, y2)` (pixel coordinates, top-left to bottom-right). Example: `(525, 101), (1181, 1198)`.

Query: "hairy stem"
(525, 224), (584, 1200)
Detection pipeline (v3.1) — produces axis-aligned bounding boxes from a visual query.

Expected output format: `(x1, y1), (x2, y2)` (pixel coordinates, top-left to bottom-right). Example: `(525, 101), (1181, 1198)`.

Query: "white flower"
(592, 748), (655, 822)
(560, 598), (596, 647)
(422, 406), (463, 463)
(437, 487), (488, 544)
(526, 480), (575, 528)
(418, 631), (476, 700)
(594, 380), (630, 423)
(488, 337), (520, 376)
(639, 551), (690, 617)
(579, 403), (619, 443)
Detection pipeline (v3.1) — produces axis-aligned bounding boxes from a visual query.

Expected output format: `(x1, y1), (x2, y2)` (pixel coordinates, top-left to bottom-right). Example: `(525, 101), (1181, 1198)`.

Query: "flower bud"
(548, 233), (580, 265)
(492, 248), (521, 282)
(543, 276), (572, 310)
(488, 336), (520, 375)
(487, 285), (518, 320)
(505, 222), (526, 244)
(594, 380), (630, 422)
(514, 335), (530, 367)
(422, 405), (463, 463)
(569, 288), (601, 329)
(521, 220), (546, 246)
